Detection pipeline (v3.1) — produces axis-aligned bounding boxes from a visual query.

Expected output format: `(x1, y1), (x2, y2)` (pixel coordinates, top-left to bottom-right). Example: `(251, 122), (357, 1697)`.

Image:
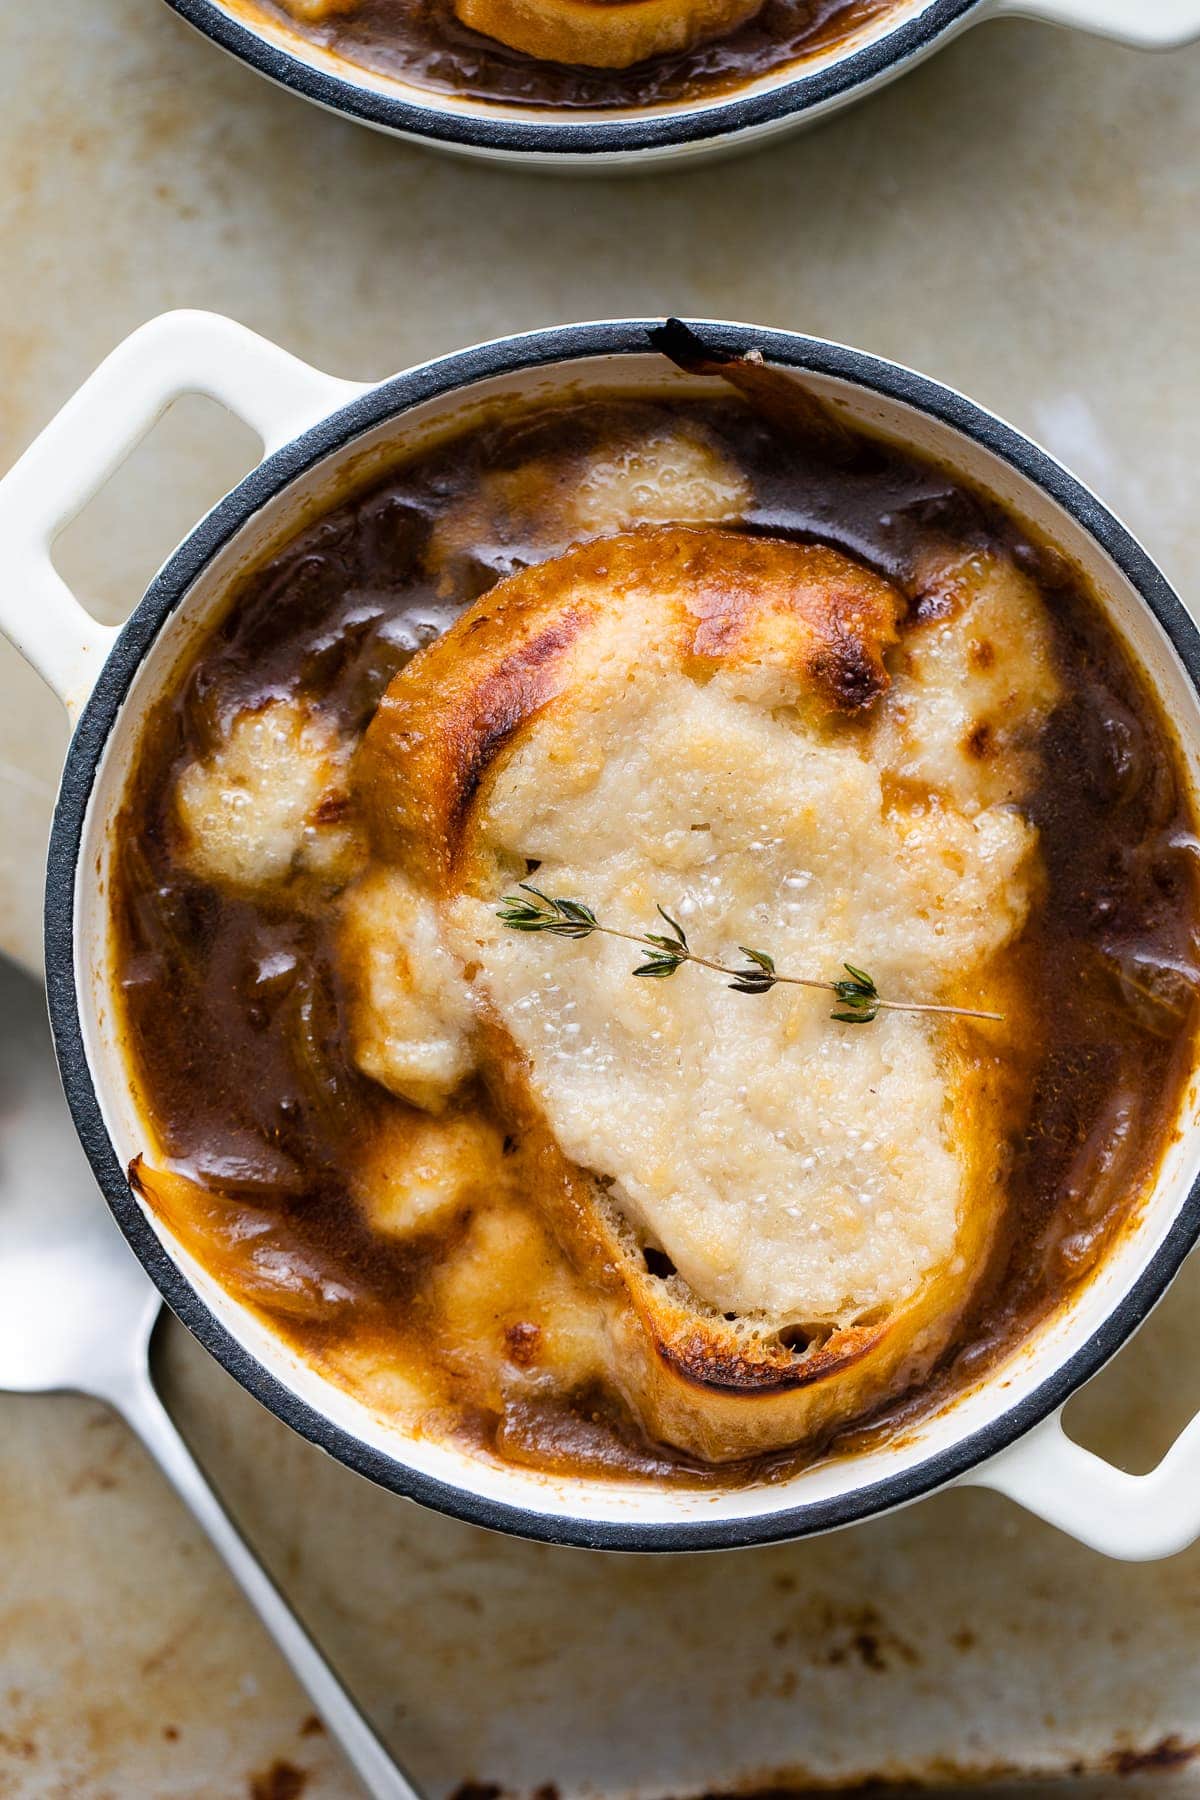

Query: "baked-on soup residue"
(249, 0), (900, 110)
(114, 378), (1200, 1482)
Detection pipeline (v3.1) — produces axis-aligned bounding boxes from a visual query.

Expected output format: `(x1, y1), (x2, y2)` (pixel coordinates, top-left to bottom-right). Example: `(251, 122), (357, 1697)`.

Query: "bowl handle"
(0, 310), (366, 719)
(960, 1405), (1200, 1559)
(983, 0), (1200, 48)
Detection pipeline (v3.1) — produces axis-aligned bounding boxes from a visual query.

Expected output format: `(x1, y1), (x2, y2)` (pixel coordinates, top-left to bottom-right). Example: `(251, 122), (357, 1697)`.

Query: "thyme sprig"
(497, 884), (1003, 1026)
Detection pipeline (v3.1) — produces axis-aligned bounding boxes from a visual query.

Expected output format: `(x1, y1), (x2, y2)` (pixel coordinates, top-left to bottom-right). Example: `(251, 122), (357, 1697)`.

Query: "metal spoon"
(0, 954), (420, 1800)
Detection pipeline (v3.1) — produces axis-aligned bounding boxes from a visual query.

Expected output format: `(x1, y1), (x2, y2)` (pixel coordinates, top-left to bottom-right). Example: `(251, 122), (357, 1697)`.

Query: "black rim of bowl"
(45, 319), (1200, 1552)
(162, 0), (983, 158)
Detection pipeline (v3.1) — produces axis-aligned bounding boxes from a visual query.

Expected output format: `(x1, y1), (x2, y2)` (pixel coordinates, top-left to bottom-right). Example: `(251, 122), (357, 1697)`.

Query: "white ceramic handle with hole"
(6, 313), (1200, 1567)
(985, 0), (1200, 47)
(962, 1405), (1200, 1560)
(0, 309), (366, 719)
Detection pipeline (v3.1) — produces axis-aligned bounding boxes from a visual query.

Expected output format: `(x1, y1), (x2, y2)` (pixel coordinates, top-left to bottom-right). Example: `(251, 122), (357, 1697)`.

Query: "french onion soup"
(114, 358), (1200, 1482)
(249, 0), (900, 109)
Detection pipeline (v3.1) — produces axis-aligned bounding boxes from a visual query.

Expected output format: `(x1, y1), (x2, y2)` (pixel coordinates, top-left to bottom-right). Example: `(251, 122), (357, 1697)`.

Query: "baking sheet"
(2, 1), (1200, 1793)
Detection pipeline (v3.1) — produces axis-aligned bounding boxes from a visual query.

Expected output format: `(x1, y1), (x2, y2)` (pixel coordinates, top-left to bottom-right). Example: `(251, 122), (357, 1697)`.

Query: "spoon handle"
(116, 1366), (421, 1800)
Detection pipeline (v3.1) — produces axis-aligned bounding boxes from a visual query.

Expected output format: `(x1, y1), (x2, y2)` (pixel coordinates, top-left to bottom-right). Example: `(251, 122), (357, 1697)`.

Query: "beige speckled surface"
(2, 3), (1200, 1796)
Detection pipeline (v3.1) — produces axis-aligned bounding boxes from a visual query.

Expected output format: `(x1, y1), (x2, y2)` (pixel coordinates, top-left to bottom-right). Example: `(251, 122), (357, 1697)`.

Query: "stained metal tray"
(3, 0), (1200, 1792)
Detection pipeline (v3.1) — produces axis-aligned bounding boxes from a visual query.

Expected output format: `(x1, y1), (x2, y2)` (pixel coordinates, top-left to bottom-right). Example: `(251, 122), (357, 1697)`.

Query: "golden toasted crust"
(359, 527), (903, 891)
(453, 0), (764, 68)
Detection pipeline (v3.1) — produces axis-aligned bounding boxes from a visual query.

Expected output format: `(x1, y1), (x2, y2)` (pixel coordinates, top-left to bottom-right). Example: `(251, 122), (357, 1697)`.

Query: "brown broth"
(112, 391), (1200, 1486)
(249, 0), (898, 111)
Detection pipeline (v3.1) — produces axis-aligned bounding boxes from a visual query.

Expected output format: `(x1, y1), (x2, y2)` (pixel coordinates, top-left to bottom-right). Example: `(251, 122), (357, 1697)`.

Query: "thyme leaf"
(496, 884), (599, 939)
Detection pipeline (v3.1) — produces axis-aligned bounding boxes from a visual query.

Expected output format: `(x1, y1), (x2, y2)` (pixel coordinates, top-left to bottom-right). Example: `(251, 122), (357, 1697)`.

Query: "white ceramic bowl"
(4, 310), (1200, 1555)
(164, 0), (1200, 169)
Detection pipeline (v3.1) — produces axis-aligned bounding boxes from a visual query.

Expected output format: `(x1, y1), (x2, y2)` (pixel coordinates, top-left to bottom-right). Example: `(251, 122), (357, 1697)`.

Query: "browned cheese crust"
(357, 527), (1009, 1463)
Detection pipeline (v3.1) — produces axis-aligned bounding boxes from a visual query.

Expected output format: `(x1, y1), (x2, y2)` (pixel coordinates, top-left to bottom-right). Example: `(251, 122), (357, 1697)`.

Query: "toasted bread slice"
(356, 527), (1040, 1461)
(453, 0), (763, 68)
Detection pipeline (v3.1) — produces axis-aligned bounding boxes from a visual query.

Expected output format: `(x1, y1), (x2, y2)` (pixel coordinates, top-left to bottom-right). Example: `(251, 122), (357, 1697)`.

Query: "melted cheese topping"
(427, 416), (751, 583)
(340, 868), (475, 1114)
(345, 540), (1061, 1327)
(174, 698), (359, 892)
(352, 1106), (503, 1239)
(878, 547), (1063, 810)
(429, 1202), (615, 1404)
(450, 706), (1032, 1321)
(569, 420), (752, 535)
